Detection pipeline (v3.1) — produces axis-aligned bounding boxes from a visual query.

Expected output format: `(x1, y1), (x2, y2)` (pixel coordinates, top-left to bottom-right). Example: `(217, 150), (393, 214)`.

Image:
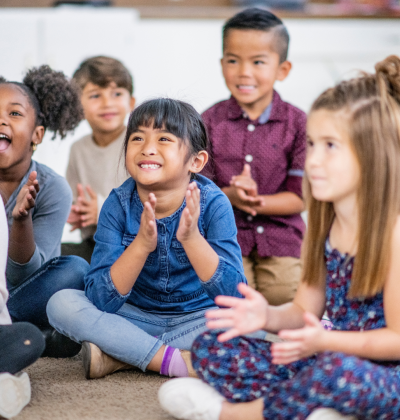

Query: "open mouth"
(0, 133), (11, 152)
(237, 85), (256, 92)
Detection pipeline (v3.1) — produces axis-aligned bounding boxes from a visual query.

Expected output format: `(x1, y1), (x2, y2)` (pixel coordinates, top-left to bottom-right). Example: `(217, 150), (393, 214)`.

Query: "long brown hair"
(302, 55), (400, 298)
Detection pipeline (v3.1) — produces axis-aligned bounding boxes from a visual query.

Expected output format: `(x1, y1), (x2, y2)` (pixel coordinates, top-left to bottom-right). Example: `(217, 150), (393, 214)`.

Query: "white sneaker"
(0, 372), (31, 418)
(307, 408), (358, 420)
(158, 378), (225, 420)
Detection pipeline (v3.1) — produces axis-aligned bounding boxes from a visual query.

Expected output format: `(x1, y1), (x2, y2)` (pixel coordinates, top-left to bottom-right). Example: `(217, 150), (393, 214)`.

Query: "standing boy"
(62, 56), (135, 263)
(202, 9), (306, 305)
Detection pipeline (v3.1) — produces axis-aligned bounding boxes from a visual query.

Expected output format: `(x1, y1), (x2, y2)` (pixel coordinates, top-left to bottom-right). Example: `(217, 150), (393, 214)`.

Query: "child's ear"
(31, 126), (45, 146)
(276, 60), (292, 82)
(189, 151), (208, 174)
(130, 96), (136, 111)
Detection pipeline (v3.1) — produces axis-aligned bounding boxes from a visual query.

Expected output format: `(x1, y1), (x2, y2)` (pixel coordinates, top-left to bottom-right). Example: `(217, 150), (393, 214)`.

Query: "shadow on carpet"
(16, 354), (175, 419)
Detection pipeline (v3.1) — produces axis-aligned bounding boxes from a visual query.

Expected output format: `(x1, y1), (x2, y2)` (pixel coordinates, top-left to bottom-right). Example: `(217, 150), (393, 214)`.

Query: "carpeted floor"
(15, 354), (175, 420)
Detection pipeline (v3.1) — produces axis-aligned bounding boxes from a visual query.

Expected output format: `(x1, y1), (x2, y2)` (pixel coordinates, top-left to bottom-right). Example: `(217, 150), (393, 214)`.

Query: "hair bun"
(23, 65), (83, 139)
(375, 55), (400, 103)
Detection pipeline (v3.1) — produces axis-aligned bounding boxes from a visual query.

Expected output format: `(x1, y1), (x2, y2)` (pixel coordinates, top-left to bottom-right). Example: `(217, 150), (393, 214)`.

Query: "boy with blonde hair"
(62, 56), (135, 262)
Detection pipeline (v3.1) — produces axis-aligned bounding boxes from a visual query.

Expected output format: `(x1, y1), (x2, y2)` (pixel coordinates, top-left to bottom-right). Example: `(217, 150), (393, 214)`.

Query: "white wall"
(1, 8), (399, 240)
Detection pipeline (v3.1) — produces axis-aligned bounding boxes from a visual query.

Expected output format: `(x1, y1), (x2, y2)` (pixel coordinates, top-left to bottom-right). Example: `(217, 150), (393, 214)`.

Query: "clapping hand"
(228, 164), (263, 216)
(271, 312), (327, 365)
(176, 182), (201, 244)
(205, 283), (269, 342)
(12, 171), (40, 220)
(137, 192), (158, 253)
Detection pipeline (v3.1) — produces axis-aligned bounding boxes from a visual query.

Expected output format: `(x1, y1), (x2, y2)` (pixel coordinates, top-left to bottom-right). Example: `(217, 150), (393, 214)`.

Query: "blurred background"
(0, 0), (399, 241)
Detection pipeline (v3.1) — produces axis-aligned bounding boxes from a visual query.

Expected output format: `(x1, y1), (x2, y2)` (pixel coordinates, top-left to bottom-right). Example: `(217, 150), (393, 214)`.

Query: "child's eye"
(10, 111), (22, 117)
(254, 60), (265, 65)
(306, 139), (314, 148)
(227, 59), (237, 64)
(327, 142), (336, 149)
(114, 92), (122, 97)
(131, 136), (143, 142)
(159, 137), (171, 142)
(89, 94), (100, 99)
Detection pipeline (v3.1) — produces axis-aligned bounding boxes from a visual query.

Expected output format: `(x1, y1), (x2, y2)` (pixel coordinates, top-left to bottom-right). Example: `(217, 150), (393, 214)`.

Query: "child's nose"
(141, 143), (157, 156)
(238, 62), (252, 77)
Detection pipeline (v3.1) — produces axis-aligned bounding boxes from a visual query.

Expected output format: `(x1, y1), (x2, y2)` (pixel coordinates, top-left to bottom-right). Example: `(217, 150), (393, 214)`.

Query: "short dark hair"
(73, 56), (134, 95)
(223, 8), (289, 63)
(0, 65), (83, 139)
(124, 98), (208, 175)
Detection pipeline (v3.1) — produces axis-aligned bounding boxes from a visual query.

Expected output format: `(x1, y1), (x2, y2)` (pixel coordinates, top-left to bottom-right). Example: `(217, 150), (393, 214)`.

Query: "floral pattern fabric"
(191, 240), (400, 419)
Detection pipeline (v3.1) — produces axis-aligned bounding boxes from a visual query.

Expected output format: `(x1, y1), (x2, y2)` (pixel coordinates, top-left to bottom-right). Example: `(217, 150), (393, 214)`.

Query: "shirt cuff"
(6, 246), (41, 287)
(286, 175), (303, 198)
(104, 268), (131, 300)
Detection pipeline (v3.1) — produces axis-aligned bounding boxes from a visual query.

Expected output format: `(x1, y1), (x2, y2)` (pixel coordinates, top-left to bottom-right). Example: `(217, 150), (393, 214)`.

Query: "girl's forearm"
(9, 217), (36, 264)
(181, 233), (219, 282)
(265, 302), (306, 333)
(110, 239), (150, 295)
(320, 328), (400, 361)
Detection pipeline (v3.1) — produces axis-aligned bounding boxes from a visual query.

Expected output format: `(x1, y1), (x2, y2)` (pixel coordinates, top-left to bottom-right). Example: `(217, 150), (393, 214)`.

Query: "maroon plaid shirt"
(201, 91), (306, 258)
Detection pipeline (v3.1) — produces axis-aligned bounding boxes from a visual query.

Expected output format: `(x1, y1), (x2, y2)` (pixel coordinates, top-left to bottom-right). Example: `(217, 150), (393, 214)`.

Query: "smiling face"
(221, 29), (291, 120)
(81, 81), (135, 139)
(126, 125), (203, 192)
(306, 109), (361, 205)
(0, 83), (44, 175)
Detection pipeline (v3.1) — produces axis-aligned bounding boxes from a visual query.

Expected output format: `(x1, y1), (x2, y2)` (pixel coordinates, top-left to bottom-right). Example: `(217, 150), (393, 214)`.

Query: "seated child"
(62, 56), (135, 263)
(159, 55), (400, 420)
(0, 198), (45, 419)
(47, 98), (249, 380)
(202, 8), (306, 305)
(0, 66), (89, 358)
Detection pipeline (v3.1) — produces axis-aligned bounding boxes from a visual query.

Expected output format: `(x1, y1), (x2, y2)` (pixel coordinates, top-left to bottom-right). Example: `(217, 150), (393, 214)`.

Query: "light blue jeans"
(46, 289), (215, 371)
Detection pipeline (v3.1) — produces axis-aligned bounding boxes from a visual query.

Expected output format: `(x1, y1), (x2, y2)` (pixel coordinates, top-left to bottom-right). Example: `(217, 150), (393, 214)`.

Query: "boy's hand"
(177, 182), (201, 244)
(71, 184), (98, 228)
(137, 193), (157, 253)
(205, 283), (269, 342)
(67, 207), (82, 231)
(230, 164), (258, 197)
(12, 171), (40, 220)
(225, 164), (264, 216)
(271, 312), (327, 365)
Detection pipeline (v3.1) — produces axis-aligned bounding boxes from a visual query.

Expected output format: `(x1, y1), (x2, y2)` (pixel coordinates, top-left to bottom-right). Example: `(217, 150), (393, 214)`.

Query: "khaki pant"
(243, 250), (302, 306)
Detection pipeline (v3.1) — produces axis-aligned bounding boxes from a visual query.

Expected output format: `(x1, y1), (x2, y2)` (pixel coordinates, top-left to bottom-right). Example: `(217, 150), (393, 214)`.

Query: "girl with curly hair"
(159, 55), (400, 420)
(0, 66), (89, 358)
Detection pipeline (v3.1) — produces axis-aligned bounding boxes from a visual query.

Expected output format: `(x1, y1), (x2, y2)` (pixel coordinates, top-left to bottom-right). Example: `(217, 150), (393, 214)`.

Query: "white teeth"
(0, 134), (9, 139)
(238, 85), (255, 89)
(140, 164), (161, 169)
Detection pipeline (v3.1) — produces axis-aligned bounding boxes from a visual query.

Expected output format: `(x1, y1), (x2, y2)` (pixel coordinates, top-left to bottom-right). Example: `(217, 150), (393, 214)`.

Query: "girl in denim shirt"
(48, 98), (248, 379)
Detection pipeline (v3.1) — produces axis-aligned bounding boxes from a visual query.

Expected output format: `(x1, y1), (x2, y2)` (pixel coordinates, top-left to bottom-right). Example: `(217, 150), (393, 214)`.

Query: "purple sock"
(160, 346), (188, 377)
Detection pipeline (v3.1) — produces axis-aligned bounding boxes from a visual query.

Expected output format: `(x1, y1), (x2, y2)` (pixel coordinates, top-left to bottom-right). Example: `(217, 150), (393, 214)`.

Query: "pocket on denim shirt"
(122, 233), (156, 266)
(171, 239), (191, 266)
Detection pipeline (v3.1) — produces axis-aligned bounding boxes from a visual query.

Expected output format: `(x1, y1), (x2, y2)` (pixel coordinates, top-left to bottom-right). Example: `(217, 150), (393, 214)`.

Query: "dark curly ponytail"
(0, 65), (83, 139)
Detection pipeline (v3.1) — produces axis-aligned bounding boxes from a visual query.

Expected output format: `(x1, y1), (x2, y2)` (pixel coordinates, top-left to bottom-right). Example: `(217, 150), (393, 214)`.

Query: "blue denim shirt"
(85, 175), (246, 314)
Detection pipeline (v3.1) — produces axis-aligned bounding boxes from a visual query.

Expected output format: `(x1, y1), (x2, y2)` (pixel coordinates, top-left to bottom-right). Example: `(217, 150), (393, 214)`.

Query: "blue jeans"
(47, 289), (216, 371)
(7, 256), (88, 328)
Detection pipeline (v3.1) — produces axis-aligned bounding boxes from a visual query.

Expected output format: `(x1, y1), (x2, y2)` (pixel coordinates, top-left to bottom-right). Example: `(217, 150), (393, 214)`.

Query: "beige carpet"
(15, 354), (175, 420)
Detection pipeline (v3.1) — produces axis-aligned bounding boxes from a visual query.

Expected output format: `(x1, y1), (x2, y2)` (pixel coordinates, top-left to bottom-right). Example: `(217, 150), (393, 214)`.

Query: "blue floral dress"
(191, 240), (400, 419)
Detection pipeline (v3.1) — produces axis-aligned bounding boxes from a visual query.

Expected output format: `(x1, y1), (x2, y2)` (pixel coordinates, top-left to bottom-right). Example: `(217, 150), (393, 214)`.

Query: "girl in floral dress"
(158, 55), (400, 420)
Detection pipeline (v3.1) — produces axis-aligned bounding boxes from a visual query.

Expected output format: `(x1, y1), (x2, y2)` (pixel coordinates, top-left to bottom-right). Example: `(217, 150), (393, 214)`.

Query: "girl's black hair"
(124, 98), (208, 160)
(0, 65), (83, 139)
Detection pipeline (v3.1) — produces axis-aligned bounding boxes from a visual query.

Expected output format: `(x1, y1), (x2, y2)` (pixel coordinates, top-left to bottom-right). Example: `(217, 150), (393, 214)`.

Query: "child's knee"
(46, 289), (85, 327)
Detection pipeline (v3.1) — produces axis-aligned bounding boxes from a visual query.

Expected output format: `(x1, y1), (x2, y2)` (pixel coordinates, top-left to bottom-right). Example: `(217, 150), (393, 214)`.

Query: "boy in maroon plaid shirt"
(202, 8), (306, 305)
